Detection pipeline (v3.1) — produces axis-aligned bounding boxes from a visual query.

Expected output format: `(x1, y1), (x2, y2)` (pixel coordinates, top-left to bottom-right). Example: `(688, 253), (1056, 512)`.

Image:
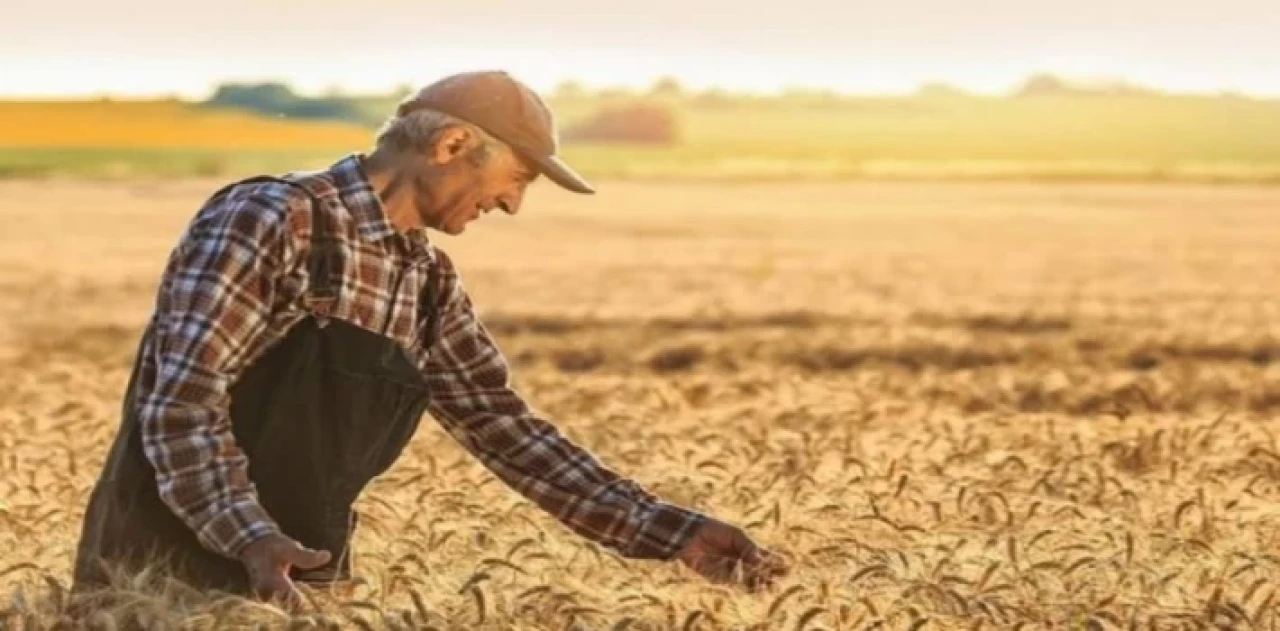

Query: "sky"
(3, 0), (1279, 98)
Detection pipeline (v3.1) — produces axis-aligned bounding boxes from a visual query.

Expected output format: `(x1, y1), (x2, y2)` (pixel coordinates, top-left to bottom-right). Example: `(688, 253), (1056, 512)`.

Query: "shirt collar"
(327, 153), (397, 243)
(326, 153), (435, 260)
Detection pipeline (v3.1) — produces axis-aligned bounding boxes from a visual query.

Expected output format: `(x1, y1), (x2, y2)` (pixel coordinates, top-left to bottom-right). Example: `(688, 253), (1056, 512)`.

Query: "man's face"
(413, 129), (538, 236)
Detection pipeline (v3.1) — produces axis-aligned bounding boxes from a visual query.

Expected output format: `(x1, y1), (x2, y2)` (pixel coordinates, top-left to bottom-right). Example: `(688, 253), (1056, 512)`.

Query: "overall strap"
(205, 175), (337, 317)
(423, 260), (442, 346)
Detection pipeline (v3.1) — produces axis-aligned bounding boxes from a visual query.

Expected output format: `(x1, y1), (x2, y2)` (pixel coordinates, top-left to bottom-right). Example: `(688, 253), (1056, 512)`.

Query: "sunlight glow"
(3, 0), (1278, 98)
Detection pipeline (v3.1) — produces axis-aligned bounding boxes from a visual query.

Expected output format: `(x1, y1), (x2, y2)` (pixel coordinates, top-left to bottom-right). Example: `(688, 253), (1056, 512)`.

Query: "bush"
(203, 82), (374, 125)
(207, 82), (299, 113)
(563, 102), (679, 144)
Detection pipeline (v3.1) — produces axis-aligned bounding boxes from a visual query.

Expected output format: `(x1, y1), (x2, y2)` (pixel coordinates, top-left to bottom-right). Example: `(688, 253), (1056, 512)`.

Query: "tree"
(1015, 73), (1070, 97)
(563, 102), (680, 145)
(553, 80), (588, 101)
(207, 82), (300, 112)
(649, 75), (684, 99)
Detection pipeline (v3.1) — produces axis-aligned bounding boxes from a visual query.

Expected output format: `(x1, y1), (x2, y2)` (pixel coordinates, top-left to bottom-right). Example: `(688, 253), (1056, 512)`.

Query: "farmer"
(71, 70), (784, 605)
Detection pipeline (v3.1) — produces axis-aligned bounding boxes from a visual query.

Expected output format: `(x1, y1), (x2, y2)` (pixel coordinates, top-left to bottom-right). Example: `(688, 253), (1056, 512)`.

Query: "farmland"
(0, 100), (367, 179)
(3, 91), (1280, 182)
(2, 176), (1279, 629)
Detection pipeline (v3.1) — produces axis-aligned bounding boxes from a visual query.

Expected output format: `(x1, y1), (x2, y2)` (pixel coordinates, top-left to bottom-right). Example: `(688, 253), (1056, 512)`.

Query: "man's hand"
(239, 533), (331, 608)
(676, 518), (788, 591)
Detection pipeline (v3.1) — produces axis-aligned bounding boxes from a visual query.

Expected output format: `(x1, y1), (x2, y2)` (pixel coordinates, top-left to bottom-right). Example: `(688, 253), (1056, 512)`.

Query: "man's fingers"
(734, 542), (789, 591)
(252, 570), (306, 608)
(751, 548), (787, 572)
(285, 543), (332, 570)
(280, 583), (306, 613)
(250, 574), (293, 602)
(678, 520), (790, 590)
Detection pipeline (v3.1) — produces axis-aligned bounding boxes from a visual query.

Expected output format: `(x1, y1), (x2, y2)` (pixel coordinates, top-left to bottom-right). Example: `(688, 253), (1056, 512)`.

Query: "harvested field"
(1, 178), (1279, 629)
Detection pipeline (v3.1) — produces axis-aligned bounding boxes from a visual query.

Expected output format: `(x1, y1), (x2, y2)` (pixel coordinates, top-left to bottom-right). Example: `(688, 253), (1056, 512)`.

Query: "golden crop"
(0, 100), (370, 150)
(1, 177), (1278, 629)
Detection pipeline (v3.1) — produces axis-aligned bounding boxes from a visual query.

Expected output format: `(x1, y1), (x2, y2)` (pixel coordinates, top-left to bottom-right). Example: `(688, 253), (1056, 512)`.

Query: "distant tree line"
(201, 80), (685, 144)
(203, 73), (1189, 119)
(202, 82), (409, 127)
(549, 72), (1202, 103)
(200, 73), (1253, 146)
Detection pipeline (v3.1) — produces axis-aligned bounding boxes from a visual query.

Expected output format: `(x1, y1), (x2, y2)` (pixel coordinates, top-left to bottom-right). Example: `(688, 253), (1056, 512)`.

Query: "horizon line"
(4, 73), (1279, 102)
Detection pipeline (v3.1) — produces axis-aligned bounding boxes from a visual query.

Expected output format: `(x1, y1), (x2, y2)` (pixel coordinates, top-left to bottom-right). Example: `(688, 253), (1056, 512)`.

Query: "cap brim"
(531, 154), (595, 195)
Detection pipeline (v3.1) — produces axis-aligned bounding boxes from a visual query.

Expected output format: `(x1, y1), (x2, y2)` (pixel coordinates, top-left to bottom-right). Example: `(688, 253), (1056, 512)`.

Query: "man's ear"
(431, 125), (475, 165)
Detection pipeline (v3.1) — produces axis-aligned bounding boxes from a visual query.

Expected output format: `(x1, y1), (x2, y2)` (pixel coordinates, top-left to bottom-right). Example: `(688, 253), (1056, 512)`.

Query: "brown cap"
(395, 70), (594, 195)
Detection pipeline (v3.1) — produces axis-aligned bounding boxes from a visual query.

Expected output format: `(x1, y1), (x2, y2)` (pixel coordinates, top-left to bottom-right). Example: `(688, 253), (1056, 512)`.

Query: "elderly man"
(72, 70), (783, 605)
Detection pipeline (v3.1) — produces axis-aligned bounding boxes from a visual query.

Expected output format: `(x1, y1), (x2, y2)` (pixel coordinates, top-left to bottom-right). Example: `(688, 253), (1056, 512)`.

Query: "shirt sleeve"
(420, 256), (706, 560)
(136, 184), (299, 560)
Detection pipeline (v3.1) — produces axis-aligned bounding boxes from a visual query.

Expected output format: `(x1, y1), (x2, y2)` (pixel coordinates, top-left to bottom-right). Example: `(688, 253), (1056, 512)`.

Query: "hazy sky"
(4, 0), (1278, 98)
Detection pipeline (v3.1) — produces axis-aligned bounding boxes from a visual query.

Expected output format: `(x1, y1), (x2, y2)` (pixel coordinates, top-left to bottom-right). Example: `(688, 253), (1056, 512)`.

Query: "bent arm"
(421, 263), (705, 559)
(137, 187), (297, 560)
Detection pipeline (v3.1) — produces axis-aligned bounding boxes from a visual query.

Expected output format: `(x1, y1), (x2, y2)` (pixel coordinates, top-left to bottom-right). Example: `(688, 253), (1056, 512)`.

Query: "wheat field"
(1, 177), (1279, 630)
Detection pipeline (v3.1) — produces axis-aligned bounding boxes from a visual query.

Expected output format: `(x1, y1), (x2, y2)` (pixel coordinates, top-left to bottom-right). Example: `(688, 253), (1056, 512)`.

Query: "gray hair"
(374, 108), (504, 160)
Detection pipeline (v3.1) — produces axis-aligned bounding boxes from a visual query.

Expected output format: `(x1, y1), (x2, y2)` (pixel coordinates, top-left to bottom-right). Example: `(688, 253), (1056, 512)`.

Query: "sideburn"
(464, 142), (491, 168)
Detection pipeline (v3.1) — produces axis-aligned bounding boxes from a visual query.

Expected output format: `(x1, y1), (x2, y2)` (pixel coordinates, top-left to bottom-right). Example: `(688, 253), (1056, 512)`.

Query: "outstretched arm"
(420, 260), (705, 560)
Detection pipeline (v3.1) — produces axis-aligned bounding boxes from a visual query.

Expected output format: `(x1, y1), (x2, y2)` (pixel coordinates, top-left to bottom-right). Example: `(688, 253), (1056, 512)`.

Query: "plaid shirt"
(135, 153), (704, 563)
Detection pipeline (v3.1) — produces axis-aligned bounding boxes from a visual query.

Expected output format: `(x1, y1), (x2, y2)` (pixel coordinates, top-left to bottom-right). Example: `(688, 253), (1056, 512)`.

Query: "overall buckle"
(304, 290), (337, 327)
